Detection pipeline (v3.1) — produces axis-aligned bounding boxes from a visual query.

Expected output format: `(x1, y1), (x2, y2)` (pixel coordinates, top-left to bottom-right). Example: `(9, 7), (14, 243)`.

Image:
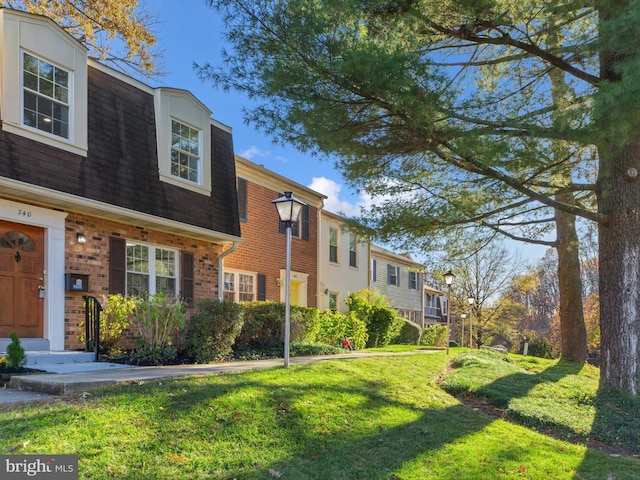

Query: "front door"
(0, 221), (45, 337)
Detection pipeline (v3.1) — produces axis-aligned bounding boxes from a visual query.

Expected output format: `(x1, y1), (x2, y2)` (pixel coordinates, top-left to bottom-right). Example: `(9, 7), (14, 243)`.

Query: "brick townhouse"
(0, 9), (241, 351)
(225, 156), (325, 308)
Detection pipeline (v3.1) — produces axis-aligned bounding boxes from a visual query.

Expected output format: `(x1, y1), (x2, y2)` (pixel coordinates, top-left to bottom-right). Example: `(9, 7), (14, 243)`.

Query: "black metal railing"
(83, 295), (103, 362)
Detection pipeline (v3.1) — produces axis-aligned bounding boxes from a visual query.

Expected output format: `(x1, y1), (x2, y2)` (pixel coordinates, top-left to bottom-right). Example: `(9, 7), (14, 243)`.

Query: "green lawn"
(1, 349), (639, 479)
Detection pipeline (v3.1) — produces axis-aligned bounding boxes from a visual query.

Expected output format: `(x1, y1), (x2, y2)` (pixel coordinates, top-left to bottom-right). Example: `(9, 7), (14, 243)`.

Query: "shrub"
(346, 289), (401, 348)
(366, 306), (403, 347)
(315, 310), (368, 349)
(237, 302), (319, 348)
(236, 302), (285, 348)
(392, 318), (422, 345)
(79, 294), (136, 355)
(6, 332), (26, 368)
(420, 324), (448, 347)
(130, 293), (185, 364)
(519, 335), (553, 359)
(181, 299), (244, 363)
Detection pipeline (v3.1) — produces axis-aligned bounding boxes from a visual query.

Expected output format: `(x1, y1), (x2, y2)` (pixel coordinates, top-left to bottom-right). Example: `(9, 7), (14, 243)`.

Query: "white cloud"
(308, 177), (377, 217)
(239, 146), (267, 160)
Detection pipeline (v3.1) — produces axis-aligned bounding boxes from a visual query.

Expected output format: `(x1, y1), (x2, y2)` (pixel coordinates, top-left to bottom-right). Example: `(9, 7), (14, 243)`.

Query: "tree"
(4, 0), (159, 78)
(447, 242), (525, 349)
(201, 0), (640, 394)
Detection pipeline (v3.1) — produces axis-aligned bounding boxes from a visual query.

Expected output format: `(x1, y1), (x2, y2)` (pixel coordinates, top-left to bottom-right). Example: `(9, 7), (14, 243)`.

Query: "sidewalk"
(1, 350), (436, 404)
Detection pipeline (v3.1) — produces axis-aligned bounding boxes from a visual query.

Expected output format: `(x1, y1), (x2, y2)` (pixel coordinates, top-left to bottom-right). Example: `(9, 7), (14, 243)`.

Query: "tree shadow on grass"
(148, 358), (616, 479)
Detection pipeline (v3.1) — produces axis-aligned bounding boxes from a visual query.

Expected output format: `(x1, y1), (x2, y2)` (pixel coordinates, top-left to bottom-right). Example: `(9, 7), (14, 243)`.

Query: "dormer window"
(23, 53), (70, 139)
(171, 119), (201, 184)
(154, 88), (212, 195)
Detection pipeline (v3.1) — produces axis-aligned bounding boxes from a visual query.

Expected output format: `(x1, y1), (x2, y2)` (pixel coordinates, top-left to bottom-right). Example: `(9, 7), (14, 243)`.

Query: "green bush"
(346, 289), (401, 348)
(315, 310), (368, 349)
(6, 332), (26, 368)
(237, 301), (319, 348)
(366, 306), (403, 347)
(420, 324), (448, 347)
(130, 293), (185, 364)
(519, 336), (553, 359)
(181, 299), (245, 363)
(79, 294), (136, 355)
(392, 318), (422, 345)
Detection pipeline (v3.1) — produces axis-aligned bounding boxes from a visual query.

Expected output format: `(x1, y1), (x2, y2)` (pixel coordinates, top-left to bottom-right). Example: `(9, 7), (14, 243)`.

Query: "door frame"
(0, 198), (67, 350)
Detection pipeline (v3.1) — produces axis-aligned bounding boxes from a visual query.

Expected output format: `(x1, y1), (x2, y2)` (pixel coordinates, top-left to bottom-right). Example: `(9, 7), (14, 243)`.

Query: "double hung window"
(23, 53), (69, 138)
(126, 243), (177, 296)
(171, 119), (201, 184)
(329, 228), (338, 263)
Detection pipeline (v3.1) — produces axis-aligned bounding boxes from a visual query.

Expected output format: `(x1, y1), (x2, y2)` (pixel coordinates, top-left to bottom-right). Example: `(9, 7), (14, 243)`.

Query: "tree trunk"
(597, 0), (640, 394)
(555, 195), (588, 362)
(597, 137), (640, 393)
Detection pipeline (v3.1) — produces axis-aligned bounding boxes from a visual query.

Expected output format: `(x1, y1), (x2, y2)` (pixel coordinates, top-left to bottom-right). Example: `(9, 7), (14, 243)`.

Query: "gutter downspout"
(217, 241), (239, 300)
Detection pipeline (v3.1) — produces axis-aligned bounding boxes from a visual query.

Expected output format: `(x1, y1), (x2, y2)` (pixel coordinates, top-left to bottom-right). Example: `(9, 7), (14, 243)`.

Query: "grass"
(0, 349), (639, 479)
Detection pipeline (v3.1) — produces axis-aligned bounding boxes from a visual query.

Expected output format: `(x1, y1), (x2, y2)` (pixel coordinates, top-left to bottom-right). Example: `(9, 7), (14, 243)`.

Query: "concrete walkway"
(0, 350), (437, 404)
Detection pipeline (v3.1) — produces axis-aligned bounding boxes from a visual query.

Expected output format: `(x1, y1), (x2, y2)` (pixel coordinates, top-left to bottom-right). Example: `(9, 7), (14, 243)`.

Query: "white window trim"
(170, 118), (203, 185)
(154, 88), (212, 196)
(0, 11), (88, 156)
(126, 240), (179, 296)
(224, 268), (257, 302)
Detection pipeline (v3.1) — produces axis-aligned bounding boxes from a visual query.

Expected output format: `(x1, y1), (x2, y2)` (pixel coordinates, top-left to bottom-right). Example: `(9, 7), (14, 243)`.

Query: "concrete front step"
(25, 351), (97, 366)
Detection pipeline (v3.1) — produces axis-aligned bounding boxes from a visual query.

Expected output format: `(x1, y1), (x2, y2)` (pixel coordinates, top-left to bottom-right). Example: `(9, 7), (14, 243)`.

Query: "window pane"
(24, 71), (38, 91)
(40, 78), (54, 97)
(239, 274), (254, 301)
(127, 272), (149, 296)
(38, 61), (54, 81)
(155, 249), (175, 276)
(24, 53), (38, 74)
(54, 68), (68, 88)
(127, 244), (149, 273)
(156, 277), (176, 296)
(224, 272), (235, 292)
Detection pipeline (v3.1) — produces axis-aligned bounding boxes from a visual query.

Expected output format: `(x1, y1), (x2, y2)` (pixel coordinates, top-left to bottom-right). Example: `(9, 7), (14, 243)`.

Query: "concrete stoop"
(25, 350), (97, 367)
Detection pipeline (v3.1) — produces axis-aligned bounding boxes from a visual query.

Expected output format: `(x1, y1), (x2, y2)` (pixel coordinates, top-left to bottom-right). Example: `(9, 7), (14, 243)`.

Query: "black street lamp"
(467, 296), (475, 349)
(273, 191), (305, 367)
(443, 270), (455, 355)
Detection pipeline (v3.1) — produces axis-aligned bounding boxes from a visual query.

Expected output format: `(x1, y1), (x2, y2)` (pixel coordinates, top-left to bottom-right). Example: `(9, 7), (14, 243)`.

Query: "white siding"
(318, 213), (369, 312)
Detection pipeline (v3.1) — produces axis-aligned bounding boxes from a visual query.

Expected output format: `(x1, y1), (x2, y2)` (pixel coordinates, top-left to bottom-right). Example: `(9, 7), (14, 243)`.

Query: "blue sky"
(143, 0), (549, 264)
(145, 0), (367, 217)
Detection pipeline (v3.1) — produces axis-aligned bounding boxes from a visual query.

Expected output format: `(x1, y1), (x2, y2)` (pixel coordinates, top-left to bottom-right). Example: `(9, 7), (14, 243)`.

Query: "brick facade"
(63, 212), (224, 349)
(228, 158), (324, 308)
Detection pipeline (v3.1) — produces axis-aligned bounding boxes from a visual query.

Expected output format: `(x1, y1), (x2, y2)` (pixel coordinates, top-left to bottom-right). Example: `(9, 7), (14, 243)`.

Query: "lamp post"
(443, 270), (455, 355)
(467, 296), (475, 349)
(461, 313), (467, 348)
(273, 191), (305, 367)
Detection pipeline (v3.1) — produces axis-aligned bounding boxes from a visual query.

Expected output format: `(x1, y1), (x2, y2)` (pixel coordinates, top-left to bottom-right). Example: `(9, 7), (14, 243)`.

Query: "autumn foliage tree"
(4, 0), (159, 77)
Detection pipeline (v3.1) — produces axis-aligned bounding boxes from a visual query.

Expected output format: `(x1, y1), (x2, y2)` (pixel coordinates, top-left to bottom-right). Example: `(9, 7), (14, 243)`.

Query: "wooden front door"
(0, 221), (45, 337)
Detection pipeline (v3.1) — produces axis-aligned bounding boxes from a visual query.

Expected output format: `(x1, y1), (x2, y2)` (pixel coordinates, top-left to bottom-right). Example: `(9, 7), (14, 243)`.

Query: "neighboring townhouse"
(318, 210), (370, 313)
(423, 284), (447, 328)
(0, 9), (241, 351)
(226, 156), (325, 308)
(369, 245), (423, 324)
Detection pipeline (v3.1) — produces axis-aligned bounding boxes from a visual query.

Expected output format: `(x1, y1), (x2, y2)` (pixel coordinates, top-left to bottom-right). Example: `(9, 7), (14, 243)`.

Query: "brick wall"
(225, 180), (319, 307)
(64, 212), (224, 349)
